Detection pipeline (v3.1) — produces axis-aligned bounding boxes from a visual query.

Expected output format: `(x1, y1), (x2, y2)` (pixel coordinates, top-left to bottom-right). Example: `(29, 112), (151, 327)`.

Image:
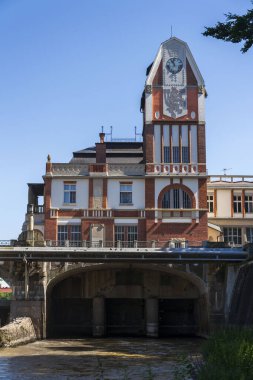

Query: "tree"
(203, 3), (253, 53)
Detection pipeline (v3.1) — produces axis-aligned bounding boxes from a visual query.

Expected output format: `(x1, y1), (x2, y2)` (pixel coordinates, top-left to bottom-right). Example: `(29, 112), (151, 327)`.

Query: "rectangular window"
(120, 183), (132, 204)
(115, 225), (137, 247)
(127, 226), (138, 245)
(233, 195), (242, 213)
(182, 146), (189, 163)
(64, 183), (76, 204)
(164, 146), (170, 163)
(70, 225), (81, 243)
(115, 226), (124, 242)
(172, 146), (180, 163)
(223, 227), (242, 245)
(245, 195), (253, 213)
(58, 225), (68, 245)
(246, 228), (253, 243)
(207, 195), (214, 213)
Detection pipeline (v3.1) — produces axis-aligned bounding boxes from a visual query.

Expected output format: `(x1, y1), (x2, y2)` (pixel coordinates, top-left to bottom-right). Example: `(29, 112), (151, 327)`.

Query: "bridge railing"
(0, 239), (234, 249)
(42, 240), (204, 249)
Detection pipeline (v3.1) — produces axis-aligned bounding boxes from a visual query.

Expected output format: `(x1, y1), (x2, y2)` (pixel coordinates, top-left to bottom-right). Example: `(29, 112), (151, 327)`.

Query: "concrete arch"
(46, 263), (209, 338)
(47, 263), (207, 297)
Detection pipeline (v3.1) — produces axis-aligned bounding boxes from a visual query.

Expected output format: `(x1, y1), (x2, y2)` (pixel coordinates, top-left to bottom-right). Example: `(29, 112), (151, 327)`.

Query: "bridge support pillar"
(146, 298), (158, 337)
(92, 296), (105, 337)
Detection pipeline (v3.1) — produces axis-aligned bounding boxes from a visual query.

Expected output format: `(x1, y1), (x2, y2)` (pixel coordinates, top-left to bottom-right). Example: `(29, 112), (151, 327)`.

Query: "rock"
(0, 317), (36, 347)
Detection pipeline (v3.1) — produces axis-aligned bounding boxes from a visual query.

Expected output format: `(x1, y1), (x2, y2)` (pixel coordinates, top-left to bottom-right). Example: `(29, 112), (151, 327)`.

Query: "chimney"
(96, 133), (106, 163)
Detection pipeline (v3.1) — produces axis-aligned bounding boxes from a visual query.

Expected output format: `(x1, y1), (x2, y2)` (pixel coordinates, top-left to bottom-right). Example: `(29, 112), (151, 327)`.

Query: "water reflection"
(0, 338), (202, 379)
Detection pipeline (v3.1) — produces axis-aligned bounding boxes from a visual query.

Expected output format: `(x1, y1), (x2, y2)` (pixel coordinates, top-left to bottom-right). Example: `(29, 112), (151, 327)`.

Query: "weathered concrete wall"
(10, 300), (44, 338)
(0, 317), (36, 347)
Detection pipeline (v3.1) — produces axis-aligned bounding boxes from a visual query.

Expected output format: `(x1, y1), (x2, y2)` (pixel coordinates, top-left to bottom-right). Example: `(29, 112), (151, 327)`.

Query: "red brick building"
(24, 37), (208, 247)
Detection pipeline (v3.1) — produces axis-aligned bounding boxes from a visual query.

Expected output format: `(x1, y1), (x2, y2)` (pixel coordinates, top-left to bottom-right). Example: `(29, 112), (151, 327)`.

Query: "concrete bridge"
(0, 240), (251, 339)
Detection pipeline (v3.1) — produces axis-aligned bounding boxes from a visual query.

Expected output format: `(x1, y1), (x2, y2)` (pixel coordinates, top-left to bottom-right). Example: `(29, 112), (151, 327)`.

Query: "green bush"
(198, 328), (253, 380)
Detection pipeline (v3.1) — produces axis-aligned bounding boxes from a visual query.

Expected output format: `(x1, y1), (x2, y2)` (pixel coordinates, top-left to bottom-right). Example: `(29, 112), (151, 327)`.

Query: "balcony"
(146, 163), (207, 176)
(155, 209), (200, 223)
(27, 204), (44, 214)
(84, 209), (113, 218)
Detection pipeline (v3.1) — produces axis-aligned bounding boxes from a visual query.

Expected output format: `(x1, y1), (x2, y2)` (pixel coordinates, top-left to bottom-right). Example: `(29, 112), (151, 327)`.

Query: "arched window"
(162, 189), (191, 209)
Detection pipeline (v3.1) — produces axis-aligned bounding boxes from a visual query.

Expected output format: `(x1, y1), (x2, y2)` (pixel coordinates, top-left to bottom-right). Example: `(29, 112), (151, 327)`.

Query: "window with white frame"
(162, 188), (191, 209)
(115, 226), (124, 242)
(182, 146), (189, 163)
(245, 194), (253, 213)
(246, 228), (253, 243)
(115, 225), (137, 247)
(58, 225), (68, 244)
(233, 194), (242, 213)
(207, 194), (214, 213)
(70, 225), (81, 242)
(120, 183), (132, 204)
(164, 146), (170, 163)
(64, 182), (76, 204)
(223, 227), (242, 245)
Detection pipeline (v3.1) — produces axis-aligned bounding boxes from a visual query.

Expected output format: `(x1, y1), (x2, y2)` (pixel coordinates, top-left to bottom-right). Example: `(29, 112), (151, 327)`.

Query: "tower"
(142, 37), (208, 244)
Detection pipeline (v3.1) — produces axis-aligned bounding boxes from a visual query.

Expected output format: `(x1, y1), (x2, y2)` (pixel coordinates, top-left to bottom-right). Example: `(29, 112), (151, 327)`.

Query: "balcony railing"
(27, 204), (44, 214)
(146, 163), (206, 175)
(155, 209), (200, 221)
(83, 209), (113, 218)
(44, 240), (203, 248)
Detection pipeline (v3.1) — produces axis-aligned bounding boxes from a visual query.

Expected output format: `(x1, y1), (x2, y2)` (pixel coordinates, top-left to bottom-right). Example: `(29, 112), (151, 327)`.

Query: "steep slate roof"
(70, 141), (144, 164)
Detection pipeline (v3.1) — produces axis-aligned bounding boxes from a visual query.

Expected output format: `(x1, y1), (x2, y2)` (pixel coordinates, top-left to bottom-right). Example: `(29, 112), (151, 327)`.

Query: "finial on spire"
(47, 154), (51, 163)
(171, 25), (173, 38)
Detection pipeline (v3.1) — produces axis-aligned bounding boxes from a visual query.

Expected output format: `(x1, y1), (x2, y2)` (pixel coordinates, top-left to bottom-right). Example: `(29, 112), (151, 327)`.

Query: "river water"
(0, 338), (202, 379)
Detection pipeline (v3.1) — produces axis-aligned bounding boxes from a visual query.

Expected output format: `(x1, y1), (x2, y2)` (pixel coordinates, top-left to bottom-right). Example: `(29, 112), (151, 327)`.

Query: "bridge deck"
(0, 246), (248, 263)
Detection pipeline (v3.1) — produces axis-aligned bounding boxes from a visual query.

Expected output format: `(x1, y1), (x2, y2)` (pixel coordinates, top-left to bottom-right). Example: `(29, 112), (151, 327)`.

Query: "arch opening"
(46, 265), (208, 338)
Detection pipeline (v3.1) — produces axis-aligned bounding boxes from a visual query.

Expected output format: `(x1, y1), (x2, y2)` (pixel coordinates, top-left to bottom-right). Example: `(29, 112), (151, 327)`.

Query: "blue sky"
(0, 0), (252, 239)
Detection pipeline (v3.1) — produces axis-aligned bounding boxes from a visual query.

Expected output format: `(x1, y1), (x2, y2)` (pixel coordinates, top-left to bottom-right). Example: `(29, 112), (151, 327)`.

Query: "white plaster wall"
(114, 219), (138, 224)
(198, 93), (205, 122)
(145, 93), (152, 123)
(191, 125), (197, 163)
(51, 179), (89, 209)
(155, 178), (199, 208)
(107, 179), (145, 209)
(154, 125), (161, 163)
(183, 178), (199, 208)
(57, 218), (81, 224)
(216, 190), (231, 217)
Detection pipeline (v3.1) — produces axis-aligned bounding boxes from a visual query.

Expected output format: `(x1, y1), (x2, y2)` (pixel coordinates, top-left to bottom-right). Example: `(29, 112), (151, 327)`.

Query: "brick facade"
(31, 37), (208, 247)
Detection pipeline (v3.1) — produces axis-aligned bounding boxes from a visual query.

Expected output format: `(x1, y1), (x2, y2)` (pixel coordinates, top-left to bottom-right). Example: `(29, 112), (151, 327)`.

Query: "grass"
(198, 327), (253, 380)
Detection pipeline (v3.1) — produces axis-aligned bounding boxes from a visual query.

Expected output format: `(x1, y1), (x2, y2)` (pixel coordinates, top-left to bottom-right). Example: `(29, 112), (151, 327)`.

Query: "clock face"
(166, 57), (183, 74)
